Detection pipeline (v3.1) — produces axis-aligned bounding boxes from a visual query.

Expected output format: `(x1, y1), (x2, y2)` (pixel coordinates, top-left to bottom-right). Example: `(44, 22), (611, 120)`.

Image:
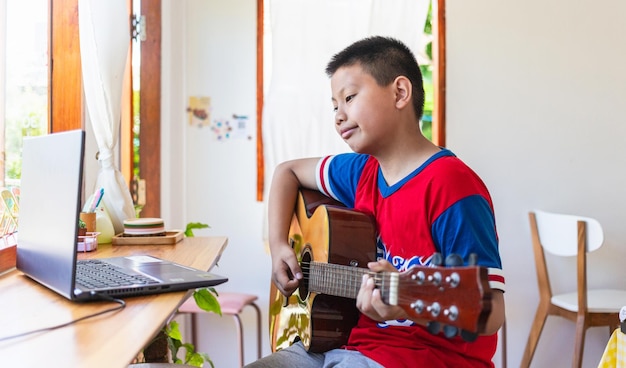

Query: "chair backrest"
(532, 210), (604, 256)
(529, 210), (603, 310)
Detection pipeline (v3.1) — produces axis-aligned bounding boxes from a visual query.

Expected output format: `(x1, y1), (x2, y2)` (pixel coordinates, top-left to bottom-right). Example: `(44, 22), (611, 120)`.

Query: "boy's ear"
(393, 76), (412, 109)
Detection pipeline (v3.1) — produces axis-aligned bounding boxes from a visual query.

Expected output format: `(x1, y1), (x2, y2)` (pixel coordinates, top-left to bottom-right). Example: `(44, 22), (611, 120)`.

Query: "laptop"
(16, 130), (228, 301)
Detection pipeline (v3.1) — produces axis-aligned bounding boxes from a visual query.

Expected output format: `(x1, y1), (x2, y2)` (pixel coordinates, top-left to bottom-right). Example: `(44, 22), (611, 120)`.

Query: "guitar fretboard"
(304, 261), (398, 304)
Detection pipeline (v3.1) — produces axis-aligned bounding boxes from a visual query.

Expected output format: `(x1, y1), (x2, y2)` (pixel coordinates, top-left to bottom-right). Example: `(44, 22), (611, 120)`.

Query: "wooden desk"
(0, 236), (228, 368)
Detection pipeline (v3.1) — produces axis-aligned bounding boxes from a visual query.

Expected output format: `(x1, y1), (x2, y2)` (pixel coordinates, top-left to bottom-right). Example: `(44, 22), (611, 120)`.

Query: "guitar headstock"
(381, 263), (492, 339)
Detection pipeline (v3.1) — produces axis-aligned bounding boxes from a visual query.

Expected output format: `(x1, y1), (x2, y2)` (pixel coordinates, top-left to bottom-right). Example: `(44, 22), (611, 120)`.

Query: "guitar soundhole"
(299, 247), (312, 300)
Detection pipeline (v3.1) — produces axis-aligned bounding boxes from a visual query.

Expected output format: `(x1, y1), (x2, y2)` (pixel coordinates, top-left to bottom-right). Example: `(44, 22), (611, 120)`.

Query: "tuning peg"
(445, 254), (463, 267)
(443, 325), (459, 338)
(431, 252), (443, 266)
(460, 329), (478, 342)
(468, 253), (478, 266)
(427, 321), (441, 335)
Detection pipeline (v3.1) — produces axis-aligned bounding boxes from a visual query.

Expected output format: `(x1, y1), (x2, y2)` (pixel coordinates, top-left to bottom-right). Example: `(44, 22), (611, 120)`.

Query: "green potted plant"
(139, 222), (219, 367)
(77, 218), (87, 237)
(167, 288), (221, 366)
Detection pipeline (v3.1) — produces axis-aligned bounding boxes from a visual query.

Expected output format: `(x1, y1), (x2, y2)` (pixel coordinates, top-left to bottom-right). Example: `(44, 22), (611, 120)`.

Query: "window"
(126, 0), (162, 218)
(255, 0), (447, 200)
(1, 0), (84, 185)
(1, 0), (49, 188)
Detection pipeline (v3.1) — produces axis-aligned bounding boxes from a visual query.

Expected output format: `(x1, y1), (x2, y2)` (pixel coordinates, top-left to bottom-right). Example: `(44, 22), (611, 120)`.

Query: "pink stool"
(178, 292), (262, 367)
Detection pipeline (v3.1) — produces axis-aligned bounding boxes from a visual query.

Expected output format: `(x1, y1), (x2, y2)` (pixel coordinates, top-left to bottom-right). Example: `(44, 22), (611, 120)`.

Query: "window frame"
(50, 0), (82, 133)
(48, 0), (163, 217)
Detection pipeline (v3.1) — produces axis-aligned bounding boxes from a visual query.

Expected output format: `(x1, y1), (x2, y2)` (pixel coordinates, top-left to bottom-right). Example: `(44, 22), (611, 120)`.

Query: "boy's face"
(330, 64), (398, 154)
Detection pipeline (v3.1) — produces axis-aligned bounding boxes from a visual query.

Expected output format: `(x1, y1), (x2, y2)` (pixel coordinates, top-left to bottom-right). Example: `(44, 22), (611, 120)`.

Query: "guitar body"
(269, 189), (377, 353)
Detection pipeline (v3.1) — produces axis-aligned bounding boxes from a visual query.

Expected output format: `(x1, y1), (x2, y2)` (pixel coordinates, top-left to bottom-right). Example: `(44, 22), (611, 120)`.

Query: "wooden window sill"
(0, 244), (17, 275)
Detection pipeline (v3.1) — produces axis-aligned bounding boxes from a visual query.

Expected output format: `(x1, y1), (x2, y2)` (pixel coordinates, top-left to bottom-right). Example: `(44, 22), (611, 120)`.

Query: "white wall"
(446, 1), (626, 367)
(162, 0), (626, 367)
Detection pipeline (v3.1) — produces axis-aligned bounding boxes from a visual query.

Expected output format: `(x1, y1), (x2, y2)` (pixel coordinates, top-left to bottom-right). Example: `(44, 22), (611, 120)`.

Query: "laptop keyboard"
(76, 259), (159, 289)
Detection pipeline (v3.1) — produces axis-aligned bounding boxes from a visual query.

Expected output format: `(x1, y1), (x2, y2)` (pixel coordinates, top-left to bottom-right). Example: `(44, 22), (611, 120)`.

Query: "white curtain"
(78, 0), (135, 234)
(263, 0), (431, 197)
(261, 0), (430, 246)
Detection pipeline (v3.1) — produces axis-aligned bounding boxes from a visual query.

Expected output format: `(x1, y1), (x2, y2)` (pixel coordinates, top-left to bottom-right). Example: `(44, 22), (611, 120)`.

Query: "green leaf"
(159, 287), (220, 366)
(166, 330), (183, 363)
(165, 319), (183, 341)
(185, 222), (210, 237)
(193, 288), (222, 315)
(203, 355), (215, 368)
(185, 350), (206, 367)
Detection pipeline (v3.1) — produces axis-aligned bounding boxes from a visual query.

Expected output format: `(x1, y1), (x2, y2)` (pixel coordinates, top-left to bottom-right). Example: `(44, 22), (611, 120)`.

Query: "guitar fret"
(309, 261), (366, 299)
(306, 262), (400, 305)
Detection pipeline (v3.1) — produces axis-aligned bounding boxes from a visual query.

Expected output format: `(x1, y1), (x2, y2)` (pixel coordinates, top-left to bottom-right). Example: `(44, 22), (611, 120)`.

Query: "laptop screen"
(16, 130), (85, 299)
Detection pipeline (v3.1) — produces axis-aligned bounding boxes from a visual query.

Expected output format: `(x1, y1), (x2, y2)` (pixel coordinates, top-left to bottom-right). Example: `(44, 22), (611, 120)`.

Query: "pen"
(89, 188), (104, 212)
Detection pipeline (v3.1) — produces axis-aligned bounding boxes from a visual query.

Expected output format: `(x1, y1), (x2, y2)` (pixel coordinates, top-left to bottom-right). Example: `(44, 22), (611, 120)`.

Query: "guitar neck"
(304, 259), (492, 336)
(306, 261), (398, 303)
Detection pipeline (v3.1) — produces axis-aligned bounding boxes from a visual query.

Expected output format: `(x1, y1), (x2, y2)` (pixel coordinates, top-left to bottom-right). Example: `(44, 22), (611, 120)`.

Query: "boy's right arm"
(268, 158), (321, 296)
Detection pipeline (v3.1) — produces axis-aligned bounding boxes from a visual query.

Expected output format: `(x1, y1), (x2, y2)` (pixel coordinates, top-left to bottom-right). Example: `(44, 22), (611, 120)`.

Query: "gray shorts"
(243, 341), (385, 368)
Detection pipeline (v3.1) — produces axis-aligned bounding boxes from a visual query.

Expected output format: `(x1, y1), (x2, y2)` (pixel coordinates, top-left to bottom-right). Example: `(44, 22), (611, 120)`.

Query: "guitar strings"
(299, 261), (389, 298)
(300, 261), (386, 282)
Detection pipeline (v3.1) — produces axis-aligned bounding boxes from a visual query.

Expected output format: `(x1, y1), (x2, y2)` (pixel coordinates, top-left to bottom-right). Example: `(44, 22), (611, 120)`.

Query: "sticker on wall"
(210, 114), (253, 141)
(187, 96), (211, 127)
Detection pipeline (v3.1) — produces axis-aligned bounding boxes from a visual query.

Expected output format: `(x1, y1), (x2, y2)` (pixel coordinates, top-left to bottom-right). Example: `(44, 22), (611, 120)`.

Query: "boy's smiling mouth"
(340, 125), (357, 139)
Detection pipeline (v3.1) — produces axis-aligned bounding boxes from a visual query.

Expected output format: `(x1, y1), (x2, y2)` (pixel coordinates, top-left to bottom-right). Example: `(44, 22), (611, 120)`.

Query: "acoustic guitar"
(269, 189), (492, 353)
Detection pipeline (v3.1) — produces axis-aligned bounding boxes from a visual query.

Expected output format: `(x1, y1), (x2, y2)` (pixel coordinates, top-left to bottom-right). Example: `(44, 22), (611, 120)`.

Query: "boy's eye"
(332, 106), (338, 112)
(345, 95), (355, 103)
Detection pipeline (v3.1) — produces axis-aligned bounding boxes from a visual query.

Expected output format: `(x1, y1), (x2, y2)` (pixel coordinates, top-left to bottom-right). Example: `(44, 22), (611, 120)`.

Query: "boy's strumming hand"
(271, 242), (303, 297)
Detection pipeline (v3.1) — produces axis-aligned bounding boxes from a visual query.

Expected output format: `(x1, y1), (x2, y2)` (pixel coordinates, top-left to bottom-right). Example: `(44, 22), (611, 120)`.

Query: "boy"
(248, 36), (505, 367)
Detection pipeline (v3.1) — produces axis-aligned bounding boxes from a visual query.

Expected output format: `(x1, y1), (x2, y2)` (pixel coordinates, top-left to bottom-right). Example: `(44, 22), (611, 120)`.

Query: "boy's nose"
(335, 110), (346, 125)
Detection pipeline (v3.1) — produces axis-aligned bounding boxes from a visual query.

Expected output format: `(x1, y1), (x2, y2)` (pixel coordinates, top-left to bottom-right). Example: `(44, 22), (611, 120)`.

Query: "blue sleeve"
(431, 195), (502, 269)
(317, 153), (369, 208)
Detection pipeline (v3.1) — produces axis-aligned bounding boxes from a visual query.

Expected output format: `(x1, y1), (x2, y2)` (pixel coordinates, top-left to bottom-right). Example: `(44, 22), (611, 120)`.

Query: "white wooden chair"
(521, 210), (626, 368)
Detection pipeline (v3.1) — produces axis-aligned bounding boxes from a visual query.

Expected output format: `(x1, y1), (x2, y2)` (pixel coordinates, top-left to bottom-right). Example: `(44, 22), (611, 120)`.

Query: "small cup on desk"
(79, 212), (97, 233)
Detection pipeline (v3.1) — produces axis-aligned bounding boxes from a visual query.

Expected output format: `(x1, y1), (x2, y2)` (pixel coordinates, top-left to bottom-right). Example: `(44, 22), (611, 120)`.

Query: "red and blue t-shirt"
(315, 149), (505, 368)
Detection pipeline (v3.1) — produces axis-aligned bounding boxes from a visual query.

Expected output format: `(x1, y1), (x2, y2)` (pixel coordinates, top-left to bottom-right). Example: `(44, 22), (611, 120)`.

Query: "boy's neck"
(376, 135), (440, 186)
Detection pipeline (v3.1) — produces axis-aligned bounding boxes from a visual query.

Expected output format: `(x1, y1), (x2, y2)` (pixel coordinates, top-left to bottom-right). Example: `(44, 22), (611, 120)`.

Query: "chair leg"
(520, 303), (549, 368)
(236, 302), (263, 364)
(232, 314), (244, 368)
(572, 316), (587, 368)
(250, 302), (263, 359)
(189, 313), (198, 348)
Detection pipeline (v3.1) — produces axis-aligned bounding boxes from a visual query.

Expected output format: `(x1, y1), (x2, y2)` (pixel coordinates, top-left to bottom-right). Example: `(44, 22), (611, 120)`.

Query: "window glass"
(2, 0), (48, 187)
(132, 0), (141, 181)
(420, 3), (434, 140)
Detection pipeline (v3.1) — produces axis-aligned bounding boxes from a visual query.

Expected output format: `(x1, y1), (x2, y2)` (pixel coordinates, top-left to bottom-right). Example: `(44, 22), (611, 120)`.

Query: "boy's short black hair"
(326, 36), (425, 121)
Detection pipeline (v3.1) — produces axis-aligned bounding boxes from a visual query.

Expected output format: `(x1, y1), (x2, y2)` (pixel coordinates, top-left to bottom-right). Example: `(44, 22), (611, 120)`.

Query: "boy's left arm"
(484, 289), (505, 335)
